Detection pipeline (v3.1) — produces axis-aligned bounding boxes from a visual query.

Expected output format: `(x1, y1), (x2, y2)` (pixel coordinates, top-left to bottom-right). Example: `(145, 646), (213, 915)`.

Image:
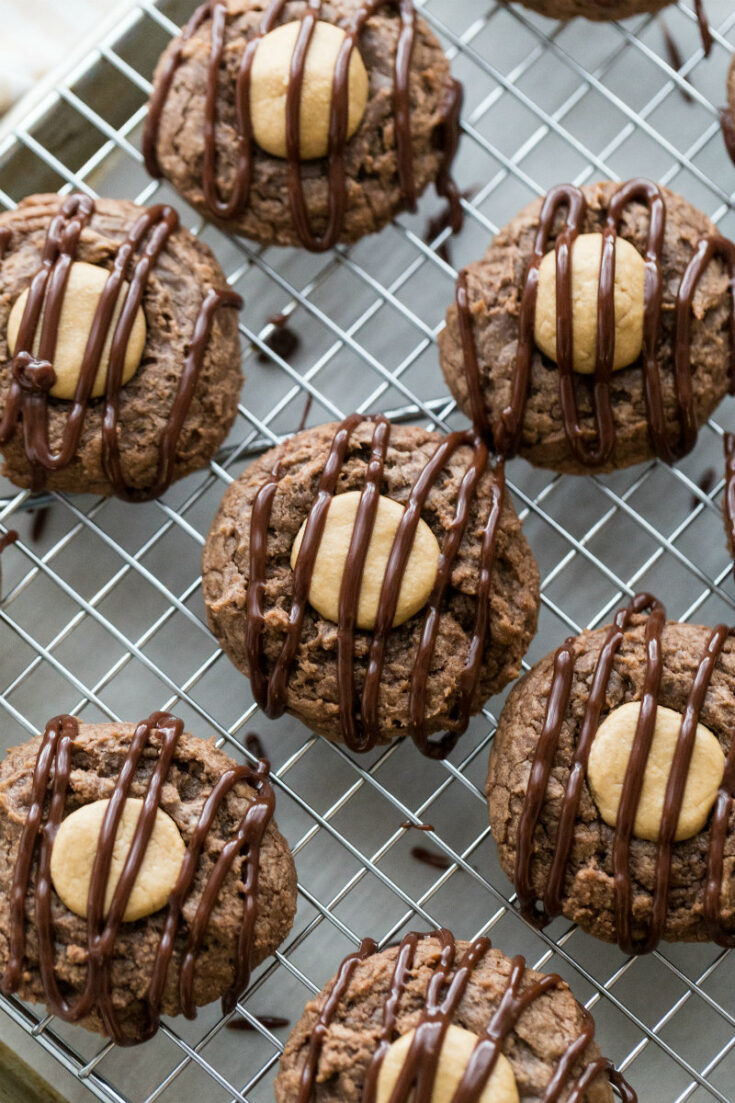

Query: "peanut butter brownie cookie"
(439, 179), (735, 474)
(506, 0), (674, 19)
(487, 595), (735, 952)
(203, 417), (539, 758)
(275, 930), (636, 1102)
(0, 712), (297, 1043)
(0, 194), (242, 498)
(143, 0), (463, 251)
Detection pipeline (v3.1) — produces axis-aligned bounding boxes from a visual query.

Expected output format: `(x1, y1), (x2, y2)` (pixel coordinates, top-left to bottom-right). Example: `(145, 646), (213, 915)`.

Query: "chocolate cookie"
(143, 0), (462, 251)
(202, 416), (539, 758)
(487, 594), (735, 952)
(274, 930), (636, 1103)
(0, 712), (297, 1043)
(0, 193), (242, 498)
(439, 179), (735, 475)
(504, 0), (674, 19)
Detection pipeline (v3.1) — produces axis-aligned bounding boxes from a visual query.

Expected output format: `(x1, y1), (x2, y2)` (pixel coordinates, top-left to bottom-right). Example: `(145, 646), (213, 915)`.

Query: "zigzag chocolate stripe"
(245, 414), (504, 759)
(514, 594), (735, 954)
(295, 930), (637, 1103)
(456, 178), (735, 466)
(0, 712), (274, 1045)
(143, 0), (463, 252)
(0, 195), (241, 500)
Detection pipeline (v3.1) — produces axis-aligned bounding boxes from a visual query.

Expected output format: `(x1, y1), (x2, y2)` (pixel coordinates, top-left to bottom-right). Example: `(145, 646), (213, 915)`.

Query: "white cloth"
(0, 0), (112, 112)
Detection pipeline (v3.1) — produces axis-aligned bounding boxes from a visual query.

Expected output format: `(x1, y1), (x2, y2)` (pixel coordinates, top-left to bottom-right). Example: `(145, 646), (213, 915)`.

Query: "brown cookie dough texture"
(439, 181), (733, 474)
(147, 0), (459, 247)
(0, 194), (242, 495)
(275, 935), (623, 1103)
(503, 0), (674, 18)
(202, 420), (539, 748)
(487, 614), (735, 946)
(0, 721), (297, 1039)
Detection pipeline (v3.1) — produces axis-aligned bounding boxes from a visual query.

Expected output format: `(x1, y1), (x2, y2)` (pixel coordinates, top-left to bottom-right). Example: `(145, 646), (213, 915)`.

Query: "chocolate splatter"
(410, 845), (450, 870)
(257, 314), (301, 364)
(400, 821), (434, 831)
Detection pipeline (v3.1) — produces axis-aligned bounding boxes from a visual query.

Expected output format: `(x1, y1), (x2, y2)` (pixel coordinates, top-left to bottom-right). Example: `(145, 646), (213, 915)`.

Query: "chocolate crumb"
(400, 821), (434, 831)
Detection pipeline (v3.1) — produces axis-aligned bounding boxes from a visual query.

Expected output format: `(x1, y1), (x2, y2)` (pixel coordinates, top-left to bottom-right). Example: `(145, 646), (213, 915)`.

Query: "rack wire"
(1, 0), (735, 1099)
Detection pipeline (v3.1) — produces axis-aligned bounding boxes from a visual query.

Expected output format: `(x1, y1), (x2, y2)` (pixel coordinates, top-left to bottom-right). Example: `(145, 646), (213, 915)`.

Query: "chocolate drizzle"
(0, 712), (275, 1045)
(143, 0), (463, 252)
(0, 196), (241, 500)
(455, 178), (735, 467)
(725, 434), (735, 580)
(694, 0), (713, 58)
(245, 414), (505, 759)
(513, 594), (735, 954)
(295, 930), (636, 1103)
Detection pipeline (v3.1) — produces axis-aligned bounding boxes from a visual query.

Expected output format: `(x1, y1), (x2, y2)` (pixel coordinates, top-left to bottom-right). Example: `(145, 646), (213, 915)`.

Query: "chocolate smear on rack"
(0, 530), (17, 555)
(424, 187), (476, 265)
(719, 107), (735, 169)
(245, 731), (267, 760)
(410, 845), (449, 870)
(514, 593), (735, 953)
(691, 465), (715, 509)
(400, 820), (434, 831)
(456, 178), (735, 466)
(227, 1013), (290, 1031)
(143, 0), (463, 253)
(694, 0), (713, 57)
(257, 314), (301, 364)
(296, 392), (313, 433)
(725, 434), (735, 578)
(0, 712), (274, 1046)
(246, 414), (505, 759)
(295, 930), (637, 1103)
(0, 196), (241, 500)
(659, 19), (693, 103)
(31, 506), (50, 543)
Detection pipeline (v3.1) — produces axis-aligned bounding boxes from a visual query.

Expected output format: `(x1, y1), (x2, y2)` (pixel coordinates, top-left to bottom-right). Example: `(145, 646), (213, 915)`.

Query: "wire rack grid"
(1, 0), (735, 1100)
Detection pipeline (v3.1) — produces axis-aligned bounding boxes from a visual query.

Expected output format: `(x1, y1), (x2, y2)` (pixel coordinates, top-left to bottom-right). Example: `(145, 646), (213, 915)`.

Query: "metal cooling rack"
(1, 0), (735, 1099)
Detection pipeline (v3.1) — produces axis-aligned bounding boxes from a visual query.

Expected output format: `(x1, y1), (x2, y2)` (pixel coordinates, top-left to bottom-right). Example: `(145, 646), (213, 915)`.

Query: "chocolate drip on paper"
(456, 178), (735, 467)
(514, 594), (735, 954)
(245, 414), (505, 759)
(143, 0), (463, 253)
(0, 195), (241, 500)
(0, 712), (274, 1046)
(295, 930), (636, 1103)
